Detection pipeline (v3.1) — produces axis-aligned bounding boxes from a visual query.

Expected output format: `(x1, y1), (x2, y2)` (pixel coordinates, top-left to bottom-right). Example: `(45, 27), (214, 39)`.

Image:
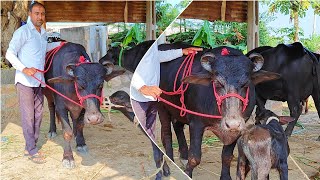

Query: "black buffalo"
(247, 42), (320, 136)
(99, 40), (155, 73)
(103, 42), (280, 178)
(158, 46), (280, 178)
(44, 42), (124, 168)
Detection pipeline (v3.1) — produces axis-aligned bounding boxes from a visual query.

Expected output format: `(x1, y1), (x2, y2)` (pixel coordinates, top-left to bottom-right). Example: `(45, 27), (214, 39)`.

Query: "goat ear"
(66, 63), (77, 77)
(278, 116), (295, 125)
(182, 74), (213, 86)
(48, 76), (74, 84)
(251, 70), (281, 85)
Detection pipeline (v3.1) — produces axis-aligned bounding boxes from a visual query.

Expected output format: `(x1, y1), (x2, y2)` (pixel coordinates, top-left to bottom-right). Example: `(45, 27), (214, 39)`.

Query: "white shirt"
(130, 43), (183, 102)
(5, 18), (48, 87)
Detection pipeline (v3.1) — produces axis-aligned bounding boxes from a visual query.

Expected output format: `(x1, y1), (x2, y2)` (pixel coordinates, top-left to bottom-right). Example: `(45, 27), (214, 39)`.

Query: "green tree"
(301, 34), (320, 52)
(311, 1), (320, 35)
(269, 0), (310, 42)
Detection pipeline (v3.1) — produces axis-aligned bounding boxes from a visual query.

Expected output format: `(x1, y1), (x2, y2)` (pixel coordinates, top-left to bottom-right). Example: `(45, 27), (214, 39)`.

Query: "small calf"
(237, 110), (290, 180)
(109, 90), (135, 122)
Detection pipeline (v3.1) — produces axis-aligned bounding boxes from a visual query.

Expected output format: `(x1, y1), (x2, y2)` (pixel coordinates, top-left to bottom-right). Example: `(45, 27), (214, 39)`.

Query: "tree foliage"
(156, 0), (190, 33)
(301, 34), (320, 52)
(268, 0), (310, 41)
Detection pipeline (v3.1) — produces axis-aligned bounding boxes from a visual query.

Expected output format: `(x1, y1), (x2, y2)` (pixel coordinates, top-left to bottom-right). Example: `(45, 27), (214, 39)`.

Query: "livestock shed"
(1, 1), (156, 57)
(39, 1), (157, 40)
(179, 1), (259, 51)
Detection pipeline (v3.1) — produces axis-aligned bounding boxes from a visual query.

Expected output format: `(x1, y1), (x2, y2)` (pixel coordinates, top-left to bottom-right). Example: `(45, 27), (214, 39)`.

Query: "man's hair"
(29, 1), (45, 12)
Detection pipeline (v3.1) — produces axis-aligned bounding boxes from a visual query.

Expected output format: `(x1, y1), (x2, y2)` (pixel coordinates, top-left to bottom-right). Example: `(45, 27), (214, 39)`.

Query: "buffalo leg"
(185, 120), (205, 178)
(72, 111), (88, 154)
(311, 87), (320, 119)
(158, 107), (174, 161)
(57, 108), (75, 168)
(220, 141), (237, 180)
(285, 95), (302, 136)
(151, 140), (170, 180)
(43, 89), (57, 138)
(173, 121), (188, 168)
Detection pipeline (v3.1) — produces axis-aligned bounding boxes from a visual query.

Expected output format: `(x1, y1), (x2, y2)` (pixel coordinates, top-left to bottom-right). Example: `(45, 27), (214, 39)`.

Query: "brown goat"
(236, 110), (290, 180)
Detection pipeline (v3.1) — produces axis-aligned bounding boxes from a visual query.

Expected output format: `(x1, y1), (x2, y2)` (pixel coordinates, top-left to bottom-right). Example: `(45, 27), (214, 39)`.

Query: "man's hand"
(22, 67), (37, 76)
(182, 47), (203, 55)
(139, 85), (162, 100)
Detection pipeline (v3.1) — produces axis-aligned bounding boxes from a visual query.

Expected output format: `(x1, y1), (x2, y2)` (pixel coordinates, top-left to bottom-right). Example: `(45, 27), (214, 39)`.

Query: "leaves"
(122, 24), (143, 48)
(191, 20), (216, 48)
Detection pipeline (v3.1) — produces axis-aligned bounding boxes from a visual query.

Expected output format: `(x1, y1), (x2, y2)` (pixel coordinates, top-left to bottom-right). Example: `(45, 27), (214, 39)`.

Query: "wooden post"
(152, 1), (156, 40)
(124, 1), (128, 23)
(146, 1), (152, 40)
(247, 1), (259, 51)
(146, 1), (156, 40)
(221, 0), (226, 21)
(38, 1), (46, 29)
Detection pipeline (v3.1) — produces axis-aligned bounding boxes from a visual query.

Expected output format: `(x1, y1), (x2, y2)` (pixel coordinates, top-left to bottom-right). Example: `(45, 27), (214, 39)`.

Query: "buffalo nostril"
(226, 122), (230, 129)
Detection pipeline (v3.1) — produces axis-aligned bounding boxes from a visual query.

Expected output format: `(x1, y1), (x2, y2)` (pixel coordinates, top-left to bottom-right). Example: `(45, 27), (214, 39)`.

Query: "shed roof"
(179, 1), (248, 23)
(44, 1), (147, 23)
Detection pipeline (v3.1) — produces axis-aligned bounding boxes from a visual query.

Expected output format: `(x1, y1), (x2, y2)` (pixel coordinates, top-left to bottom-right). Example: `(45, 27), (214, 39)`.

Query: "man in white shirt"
(130, 41), (202, 141)
(5, 2), (47, 164)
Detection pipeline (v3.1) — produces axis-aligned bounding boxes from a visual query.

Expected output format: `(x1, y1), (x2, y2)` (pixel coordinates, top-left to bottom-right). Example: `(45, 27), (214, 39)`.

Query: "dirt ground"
(0, 100), (190, 180)
(155, 106), (320, 180)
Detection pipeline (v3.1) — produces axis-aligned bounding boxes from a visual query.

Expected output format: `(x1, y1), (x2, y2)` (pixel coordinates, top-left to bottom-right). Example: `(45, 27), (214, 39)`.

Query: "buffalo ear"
(251, 70), (281, 85)
(200, 52), (216, 73)
(66, 63), (77, 77)
(48, 76), (74, 84)
(182, 74), (213, 86)
(104, 66), (126, 82)
(102, 60), (115, 74)
(249, 53), (264, 72)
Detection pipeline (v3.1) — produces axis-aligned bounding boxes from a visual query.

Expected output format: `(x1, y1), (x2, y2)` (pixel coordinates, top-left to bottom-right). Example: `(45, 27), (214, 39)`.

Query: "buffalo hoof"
(162, 161), (170, 177)
(220, 175), (232, 180)
(180, 158), (188, 169)
(47, 132), (57, 139)
(62, 159), (75, 169)
(77, 145), (89, 154)
(155, 172), (162, 180)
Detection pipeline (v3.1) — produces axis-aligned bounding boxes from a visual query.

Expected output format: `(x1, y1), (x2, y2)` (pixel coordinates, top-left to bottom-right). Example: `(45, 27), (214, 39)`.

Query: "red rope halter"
(158, 50), (250, 119)
(32, 42), (103, 107)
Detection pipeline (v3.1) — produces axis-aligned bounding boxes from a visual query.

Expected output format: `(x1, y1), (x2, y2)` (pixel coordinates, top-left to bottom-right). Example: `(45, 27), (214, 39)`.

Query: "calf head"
(99, 47), (121, 65)
(183, 47), (280, 133)
(48, 61), (124, 125)
(109, 90), (133, 112)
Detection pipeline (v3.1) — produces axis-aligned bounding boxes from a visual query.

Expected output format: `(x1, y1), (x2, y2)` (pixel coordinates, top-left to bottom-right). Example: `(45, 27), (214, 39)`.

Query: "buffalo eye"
(77, 84), (85, 90)
(241, 81), (249, 88)
(214, 80), (224, 88)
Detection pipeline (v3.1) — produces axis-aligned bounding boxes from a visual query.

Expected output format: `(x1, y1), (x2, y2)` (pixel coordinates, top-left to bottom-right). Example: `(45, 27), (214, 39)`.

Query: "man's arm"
(158, 49), (183, 63)
(158, 47), (203, 63)
(6, 29), (37, 76)
(5, 29), (27, 72)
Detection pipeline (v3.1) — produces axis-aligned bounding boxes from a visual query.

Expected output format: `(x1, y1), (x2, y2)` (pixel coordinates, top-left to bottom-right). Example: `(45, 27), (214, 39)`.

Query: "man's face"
(28, 5), (45, 28)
